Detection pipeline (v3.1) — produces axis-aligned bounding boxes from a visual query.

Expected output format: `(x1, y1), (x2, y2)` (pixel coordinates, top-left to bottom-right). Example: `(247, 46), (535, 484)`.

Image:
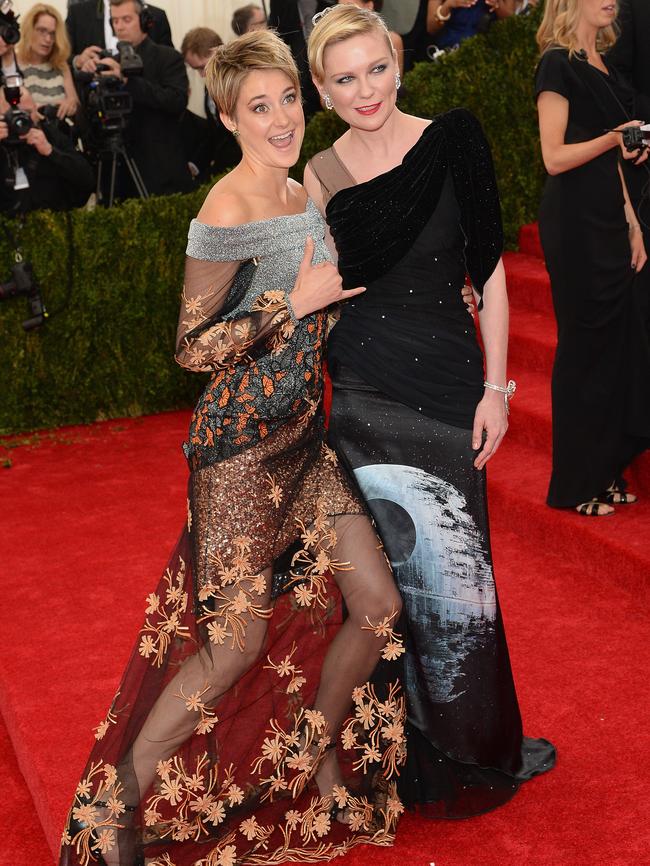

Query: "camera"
(83, 42), (143, 137)
(0, 260), (47, 331)
(622, 124), (650, 152)
(96, 41), (144, 77)
(2, 72), (33, 143)
(86, 74), (132, 135)
(0, 0), (20, 46)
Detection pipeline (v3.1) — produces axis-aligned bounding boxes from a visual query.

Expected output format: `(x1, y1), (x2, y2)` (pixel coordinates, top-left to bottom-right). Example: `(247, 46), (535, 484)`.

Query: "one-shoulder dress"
(308, 109), (556, 818)
(60, 201), (406, 866)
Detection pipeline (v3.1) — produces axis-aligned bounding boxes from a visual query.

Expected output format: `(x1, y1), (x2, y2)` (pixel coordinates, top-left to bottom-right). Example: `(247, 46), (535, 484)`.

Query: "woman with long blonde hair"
(535, 0), (650, 514)
(17, 3), (79, 119)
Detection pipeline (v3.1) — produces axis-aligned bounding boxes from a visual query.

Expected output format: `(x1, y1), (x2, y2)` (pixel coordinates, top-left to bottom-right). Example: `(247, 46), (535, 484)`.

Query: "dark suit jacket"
(122, 36), (191, 196)
(180, 95), (241, 184)
(268, 0), (326, 118)
(66, 0), (173, 58)
(608, 0), (650, 100)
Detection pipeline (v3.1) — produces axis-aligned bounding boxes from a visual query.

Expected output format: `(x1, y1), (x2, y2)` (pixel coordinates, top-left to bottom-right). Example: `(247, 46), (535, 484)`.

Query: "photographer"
(180, 27), (240, 183)
(0, 85), (94, 213)
(91, 0), (191, 197)
(66, 0), (172, 74)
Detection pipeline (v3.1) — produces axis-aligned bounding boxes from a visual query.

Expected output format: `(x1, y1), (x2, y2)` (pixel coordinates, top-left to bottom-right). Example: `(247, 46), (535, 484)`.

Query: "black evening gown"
(308, 109), (556, 818)
(535, 49), (650, 507)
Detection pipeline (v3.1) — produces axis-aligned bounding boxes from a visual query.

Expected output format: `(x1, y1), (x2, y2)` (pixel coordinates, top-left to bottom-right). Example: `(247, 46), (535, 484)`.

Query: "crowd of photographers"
(0, 0), (541, 216)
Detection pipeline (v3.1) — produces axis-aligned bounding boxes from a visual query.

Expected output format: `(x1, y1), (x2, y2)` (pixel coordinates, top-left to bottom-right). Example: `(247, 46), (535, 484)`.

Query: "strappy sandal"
(601, 482), (637, 505)
(575, 500), (614, 516)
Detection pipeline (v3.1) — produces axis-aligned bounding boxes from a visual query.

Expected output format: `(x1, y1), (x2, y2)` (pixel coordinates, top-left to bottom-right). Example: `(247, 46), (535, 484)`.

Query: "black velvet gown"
(535, 48), (650, 507)
(308, 109), (556, 818)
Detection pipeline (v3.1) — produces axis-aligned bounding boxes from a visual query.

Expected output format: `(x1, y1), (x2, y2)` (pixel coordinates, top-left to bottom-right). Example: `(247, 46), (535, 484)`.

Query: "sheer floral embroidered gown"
(60, 200), (406, 866)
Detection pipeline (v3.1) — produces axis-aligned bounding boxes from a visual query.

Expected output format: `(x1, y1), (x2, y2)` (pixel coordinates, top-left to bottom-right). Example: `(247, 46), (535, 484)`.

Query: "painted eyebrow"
(328, 56), (391, 79)
(247, 86), (295, 104)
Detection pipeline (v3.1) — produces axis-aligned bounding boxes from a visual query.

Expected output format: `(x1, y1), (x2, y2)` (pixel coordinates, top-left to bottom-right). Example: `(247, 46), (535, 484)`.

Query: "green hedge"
(0, 10), (542, 436)
(0, 191), (208, 435)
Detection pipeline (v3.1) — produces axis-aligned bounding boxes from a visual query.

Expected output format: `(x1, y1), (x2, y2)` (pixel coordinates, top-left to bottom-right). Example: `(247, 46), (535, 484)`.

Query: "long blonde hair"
(536, 0), (618, 56)
(17, 4), (71, 71)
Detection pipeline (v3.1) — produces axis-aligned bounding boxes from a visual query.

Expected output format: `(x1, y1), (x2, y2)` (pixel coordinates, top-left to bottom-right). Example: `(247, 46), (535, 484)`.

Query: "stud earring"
(324, 93), (333, 111)
(231, 128), (240, 137)
(395, 72), (401, 90)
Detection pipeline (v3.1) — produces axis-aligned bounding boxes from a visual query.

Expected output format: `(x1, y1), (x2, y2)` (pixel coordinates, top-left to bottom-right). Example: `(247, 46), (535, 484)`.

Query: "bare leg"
(100, 569), (274, 865)
(310, 515), (402, 797)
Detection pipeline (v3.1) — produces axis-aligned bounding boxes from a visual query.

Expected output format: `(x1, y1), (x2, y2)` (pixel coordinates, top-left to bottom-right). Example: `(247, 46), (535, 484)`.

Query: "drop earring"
(395, 72), (401, 90)
(324, 93), (333, 110)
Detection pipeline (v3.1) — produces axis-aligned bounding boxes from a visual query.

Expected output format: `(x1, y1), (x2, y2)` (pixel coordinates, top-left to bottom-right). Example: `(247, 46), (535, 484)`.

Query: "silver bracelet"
(484, 379), (517, 413)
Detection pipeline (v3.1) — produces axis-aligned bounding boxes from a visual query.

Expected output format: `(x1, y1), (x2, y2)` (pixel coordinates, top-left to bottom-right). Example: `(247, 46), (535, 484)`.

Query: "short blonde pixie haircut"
(308, 5), (394, 83)
(537, 0), (618, 56)
(205, 29), (300, 118)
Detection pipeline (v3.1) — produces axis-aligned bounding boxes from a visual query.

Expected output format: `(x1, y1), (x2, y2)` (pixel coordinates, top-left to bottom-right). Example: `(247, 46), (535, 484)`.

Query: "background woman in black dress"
(305, 4), (555, 819)
(536, 0), (650, 515)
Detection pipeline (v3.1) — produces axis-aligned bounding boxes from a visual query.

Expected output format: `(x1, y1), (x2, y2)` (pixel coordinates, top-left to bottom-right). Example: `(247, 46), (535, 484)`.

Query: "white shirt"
(104, 0), (119, 53)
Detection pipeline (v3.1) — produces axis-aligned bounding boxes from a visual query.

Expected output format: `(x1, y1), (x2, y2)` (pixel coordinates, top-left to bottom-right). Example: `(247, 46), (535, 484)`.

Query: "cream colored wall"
(11, 1), (245, 44)
(10, 1), (247, 115)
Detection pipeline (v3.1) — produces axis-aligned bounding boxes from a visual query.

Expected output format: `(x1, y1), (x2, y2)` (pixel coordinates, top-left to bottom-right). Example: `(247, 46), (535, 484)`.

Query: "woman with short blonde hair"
(305, 2), (555, 818)
(17, 3), (78, 118)
(535, 0), (650, 515)
(60, 28), (406, 866)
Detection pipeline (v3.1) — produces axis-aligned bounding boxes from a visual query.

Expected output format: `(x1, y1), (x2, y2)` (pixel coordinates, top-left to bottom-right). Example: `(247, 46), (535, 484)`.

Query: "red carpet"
(1, 226), (649, 865)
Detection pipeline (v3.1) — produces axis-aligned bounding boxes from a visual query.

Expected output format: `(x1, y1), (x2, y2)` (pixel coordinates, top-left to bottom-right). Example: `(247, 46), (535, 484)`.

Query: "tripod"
(96, 131), (149, 207)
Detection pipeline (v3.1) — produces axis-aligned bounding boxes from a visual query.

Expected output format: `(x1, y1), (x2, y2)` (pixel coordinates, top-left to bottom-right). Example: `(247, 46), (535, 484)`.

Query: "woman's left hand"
(56, 95), (79, 119)
(472, 389), (508, 470)
(629, 224), (648, 273)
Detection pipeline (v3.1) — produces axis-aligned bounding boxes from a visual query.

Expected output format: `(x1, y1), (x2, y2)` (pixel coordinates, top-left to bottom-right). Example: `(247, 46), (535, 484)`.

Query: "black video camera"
(85, 74), (132, 135)
(622, 124), (650, 152)
(96, 41), (144, 77)
(0, 0), (20, 46)
(0, 260), (47, 331)
(2, 71), (34, 143)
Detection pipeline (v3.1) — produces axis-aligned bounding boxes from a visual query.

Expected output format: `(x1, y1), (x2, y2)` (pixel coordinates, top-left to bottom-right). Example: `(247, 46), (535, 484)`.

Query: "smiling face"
(578, 0), (617, 30)
(223, 68), (304, 170)
(319, 30), (397, 131)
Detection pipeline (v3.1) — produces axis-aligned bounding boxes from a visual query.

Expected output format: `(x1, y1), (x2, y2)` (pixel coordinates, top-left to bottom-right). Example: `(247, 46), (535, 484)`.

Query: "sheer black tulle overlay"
(308, 109), (556, 818)
(60, 206), (408, 866)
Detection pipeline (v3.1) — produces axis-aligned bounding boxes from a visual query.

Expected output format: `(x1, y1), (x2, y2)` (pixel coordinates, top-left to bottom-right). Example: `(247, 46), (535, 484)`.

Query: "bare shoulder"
(197, 179), (254, 228)
(287, 176), (309, 208)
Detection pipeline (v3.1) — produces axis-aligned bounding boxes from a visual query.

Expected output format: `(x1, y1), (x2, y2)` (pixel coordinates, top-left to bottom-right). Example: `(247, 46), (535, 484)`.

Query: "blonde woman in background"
(536, 0), (650, 515)
(17, 3), (79, 118)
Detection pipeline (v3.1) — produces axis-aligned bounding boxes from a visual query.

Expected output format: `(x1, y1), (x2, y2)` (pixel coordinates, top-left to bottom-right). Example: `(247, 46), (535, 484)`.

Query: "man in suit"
(180, 27), (240, 182)
(66, 0), (172, 74)
(268, 0), (331, 118)
(91, 0), (191, 198)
